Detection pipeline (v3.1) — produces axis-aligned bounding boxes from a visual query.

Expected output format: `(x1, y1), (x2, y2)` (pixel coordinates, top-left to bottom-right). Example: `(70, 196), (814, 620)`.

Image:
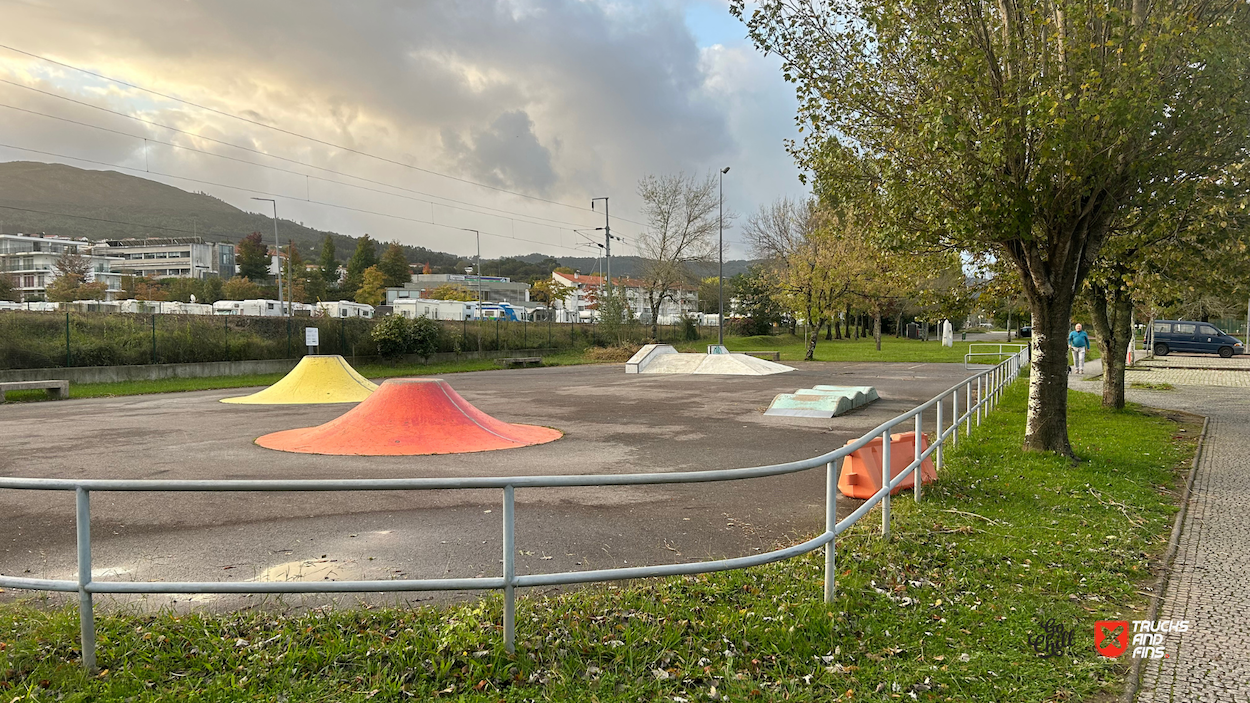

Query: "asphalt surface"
(0, 361), (976, 612)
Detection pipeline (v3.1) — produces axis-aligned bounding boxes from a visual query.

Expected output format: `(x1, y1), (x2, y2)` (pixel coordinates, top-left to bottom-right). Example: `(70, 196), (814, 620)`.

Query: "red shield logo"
(1095, 620), (1129, 657)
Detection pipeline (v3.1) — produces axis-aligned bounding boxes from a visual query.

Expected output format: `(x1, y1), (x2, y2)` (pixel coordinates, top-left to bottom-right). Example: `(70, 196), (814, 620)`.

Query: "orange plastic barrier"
(256, 378), (562, 456)
(837, 431), (937, 499)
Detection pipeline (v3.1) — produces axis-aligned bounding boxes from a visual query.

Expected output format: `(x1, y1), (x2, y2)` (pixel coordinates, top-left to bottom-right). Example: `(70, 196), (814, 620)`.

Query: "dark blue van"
(1150, 320), (1245, 358)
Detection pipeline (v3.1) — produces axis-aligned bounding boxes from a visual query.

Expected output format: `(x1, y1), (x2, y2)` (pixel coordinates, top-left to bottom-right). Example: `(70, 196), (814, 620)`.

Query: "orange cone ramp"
(222, 355), (377, 405)
(837, 432), (937, 499)
(256, 378), (562, 455)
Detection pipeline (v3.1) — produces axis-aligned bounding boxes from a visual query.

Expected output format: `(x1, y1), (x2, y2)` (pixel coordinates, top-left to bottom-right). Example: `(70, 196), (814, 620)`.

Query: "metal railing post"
(881, 429), (891, 539)
(976, 376), (982, 426)
(502, 485), (516, 654)
(823, 461), (837, 603)
(937, 393), (946, 466)
(951, 389), (958, 448)
(965, 380), (972, 437)
(913, 412), (923, 501)
(75, 487), (96, 672)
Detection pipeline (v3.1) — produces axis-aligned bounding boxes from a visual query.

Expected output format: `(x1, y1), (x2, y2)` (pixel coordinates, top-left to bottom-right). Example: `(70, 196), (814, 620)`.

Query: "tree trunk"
(649, 299), (661, 340)
(804, 316), (823, 360)
(895, 311), (903, 338)
(825, 319), (833, 340)
(834, 317), (842, 340)
(1024, 296), (1076, 455)
(874, 312), (882, 351)
(1089, 281), (1134, 409)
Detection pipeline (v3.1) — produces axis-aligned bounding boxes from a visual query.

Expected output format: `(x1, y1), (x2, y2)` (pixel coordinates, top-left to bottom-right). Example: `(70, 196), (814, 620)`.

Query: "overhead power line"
(0, 142), (600, 256)
(0, 42), (654, 230)
(0, 90), (641, 237)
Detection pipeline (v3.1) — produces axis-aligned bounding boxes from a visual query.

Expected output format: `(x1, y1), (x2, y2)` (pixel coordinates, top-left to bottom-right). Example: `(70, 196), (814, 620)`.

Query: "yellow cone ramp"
(221, 355), (378, 405)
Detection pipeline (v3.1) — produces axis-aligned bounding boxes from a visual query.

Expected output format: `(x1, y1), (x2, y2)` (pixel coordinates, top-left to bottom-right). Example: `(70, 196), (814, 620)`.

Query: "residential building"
(0, 233), (124, 301)
(91, 237), (236, 279)
(387, 273), (530, 306)
(550, 271), (698, 323)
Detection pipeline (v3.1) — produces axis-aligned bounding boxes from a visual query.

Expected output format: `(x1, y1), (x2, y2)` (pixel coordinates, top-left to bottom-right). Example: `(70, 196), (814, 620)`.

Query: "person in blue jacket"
(1068, 323), (1090, 374)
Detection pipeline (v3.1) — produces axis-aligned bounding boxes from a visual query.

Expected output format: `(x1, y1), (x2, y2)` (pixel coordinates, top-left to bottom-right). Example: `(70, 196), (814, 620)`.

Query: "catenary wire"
(0, 43), (655, 230)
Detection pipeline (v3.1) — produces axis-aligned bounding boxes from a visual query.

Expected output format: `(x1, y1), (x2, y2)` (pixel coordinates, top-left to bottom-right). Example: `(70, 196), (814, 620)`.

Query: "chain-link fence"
(0, 311), (716, 370)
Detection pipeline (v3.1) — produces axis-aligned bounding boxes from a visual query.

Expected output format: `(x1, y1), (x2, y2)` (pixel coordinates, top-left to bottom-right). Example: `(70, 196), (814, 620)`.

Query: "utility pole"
(462, 229), (482, 353)
(251, 197), (283, 316)
(718, 167), (730, 346)
(591, 197), (612, 297)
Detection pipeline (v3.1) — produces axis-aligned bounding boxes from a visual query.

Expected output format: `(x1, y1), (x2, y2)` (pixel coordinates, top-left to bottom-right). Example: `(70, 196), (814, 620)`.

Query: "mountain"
(0, 161), (760, 278)
(0, 161), (460, 267)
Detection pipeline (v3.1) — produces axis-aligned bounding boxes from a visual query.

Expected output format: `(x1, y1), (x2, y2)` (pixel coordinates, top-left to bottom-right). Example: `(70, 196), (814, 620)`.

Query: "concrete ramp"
(627, 344), (793, 376)
(765, 385), (879, 418)
(256, 378), (562, 456)
(222, 355), (377, 405)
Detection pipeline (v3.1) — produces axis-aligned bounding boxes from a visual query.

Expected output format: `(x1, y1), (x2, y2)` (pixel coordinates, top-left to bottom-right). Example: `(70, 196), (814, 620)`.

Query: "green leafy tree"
(428, 284), (477, 301)
(222, 276), (261, 300)
(236, 232), (271, 282)
(343, 235), (378, 295)
(735, 0), (1250, 454)
(730, 268), (784, 336)
(378, 242), (413, 288)
(354, 265), (387, 306)
(0, 273), (15, 302)
(318, 235), (339, 285)
(530, 279), (574, 308)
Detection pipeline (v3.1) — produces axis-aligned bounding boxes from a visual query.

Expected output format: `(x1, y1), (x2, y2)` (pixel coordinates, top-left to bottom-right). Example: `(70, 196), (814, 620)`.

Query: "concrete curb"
(1121, 415), (1209, 703)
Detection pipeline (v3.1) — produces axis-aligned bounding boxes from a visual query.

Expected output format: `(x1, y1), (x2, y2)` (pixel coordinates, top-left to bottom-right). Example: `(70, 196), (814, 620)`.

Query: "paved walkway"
(1069, 371), (1250, 700)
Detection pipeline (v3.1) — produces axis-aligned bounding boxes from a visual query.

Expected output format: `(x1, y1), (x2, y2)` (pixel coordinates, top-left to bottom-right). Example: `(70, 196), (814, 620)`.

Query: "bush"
(585, 344), (641, 362)
(680, 315), (699, 341)
(731, 316), (774, 337)
(370, 314), (444, 359)
(371, 315), (414, 358)
(409, 316), (443, 359)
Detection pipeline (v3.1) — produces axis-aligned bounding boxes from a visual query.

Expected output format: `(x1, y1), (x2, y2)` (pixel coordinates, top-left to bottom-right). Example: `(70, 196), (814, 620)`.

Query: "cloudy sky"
(0, 0), (807, 259)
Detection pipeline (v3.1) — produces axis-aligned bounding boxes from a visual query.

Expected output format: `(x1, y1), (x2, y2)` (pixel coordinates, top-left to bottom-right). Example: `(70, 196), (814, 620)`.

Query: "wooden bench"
(498, 356), (543, 369)
(0, 379), (69, 402)
(741, 351), (782, 362)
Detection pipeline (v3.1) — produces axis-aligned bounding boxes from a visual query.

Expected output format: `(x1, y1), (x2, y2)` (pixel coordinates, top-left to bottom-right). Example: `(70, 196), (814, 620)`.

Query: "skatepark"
(0, 358), (976, 611)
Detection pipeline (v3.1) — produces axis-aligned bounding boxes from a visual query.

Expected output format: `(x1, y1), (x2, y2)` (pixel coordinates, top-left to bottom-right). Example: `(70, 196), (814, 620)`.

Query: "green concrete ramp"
(764, 385), (879, 418)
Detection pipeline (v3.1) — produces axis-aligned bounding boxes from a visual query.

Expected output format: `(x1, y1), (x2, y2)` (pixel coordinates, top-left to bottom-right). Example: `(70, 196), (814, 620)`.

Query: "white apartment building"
(91, 237), (236, 279)
(550, 271), (698, 323)
(0, 233), (124, 301)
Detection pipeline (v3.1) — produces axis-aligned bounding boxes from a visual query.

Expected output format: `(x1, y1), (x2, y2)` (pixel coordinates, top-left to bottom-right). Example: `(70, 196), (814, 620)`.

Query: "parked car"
(1150, 320), (1245, 358)
(1017, 326), (1032, 338)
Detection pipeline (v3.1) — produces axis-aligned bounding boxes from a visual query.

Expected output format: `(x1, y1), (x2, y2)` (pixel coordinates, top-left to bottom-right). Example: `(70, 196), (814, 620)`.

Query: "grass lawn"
(0, 350), (596, 402)
(0, 386), (1196, 701)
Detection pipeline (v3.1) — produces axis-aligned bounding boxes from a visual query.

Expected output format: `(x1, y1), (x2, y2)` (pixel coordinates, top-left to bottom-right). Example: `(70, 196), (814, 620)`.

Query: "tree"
(636, 172), (721, 337)
(134, 278), (168, 301)
(236, 232), (270, 282)
(343, 235), (378, 295)
(283, 241), (310, 303)
(222, 276), (261, 300)
(743, 198), (862, 360)
(730, 268), (785, 336)
(428, 284), (477, 301)
(735, 0), (1250, 454)
(0, 273), (15, 302)
(530, 279), (574, 308)
(318, 235), (339, 285)
(355, 266), (387, 306)
(378, 242), (412, 288)
(46, 248), (93, 302)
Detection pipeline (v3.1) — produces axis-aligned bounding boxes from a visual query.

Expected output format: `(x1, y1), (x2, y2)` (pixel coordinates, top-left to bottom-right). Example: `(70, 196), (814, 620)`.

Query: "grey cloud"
(441, 110), (558, 194)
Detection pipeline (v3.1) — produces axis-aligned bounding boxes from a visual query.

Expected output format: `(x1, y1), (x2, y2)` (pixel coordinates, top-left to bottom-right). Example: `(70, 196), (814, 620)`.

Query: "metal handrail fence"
(964, 343), (1028, 370)
(0, 348), (1029, 670)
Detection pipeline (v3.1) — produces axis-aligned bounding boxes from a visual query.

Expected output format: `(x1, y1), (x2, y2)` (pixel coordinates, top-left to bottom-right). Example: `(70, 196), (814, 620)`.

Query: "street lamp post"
(251, 197), (284, 316)
(718, 167), (730, 346)
(462, 229), (482, 353)
(591, 198), (612, 298)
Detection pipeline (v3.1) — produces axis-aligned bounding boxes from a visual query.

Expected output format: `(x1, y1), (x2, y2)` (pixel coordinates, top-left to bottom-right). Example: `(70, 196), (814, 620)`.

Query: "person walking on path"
(1068, 323), (1090, 374)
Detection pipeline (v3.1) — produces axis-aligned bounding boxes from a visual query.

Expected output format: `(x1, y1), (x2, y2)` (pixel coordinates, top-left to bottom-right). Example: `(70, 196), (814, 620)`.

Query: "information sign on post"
(305, 327), (320, 354)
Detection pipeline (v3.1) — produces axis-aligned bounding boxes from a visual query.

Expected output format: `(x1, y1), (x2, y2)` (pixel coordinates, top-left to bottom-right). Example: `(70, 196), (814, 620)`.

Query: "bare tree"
(636, 172), (722, 338)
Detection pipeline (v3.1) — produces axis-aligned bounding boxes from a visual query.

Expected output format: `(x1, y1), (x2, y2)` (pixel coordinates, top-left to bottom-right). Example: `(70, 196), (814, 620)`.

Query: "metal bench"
(498, 356), (542, 369)
(741, 350), (782, 362)
(0, 379), (69, 402)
